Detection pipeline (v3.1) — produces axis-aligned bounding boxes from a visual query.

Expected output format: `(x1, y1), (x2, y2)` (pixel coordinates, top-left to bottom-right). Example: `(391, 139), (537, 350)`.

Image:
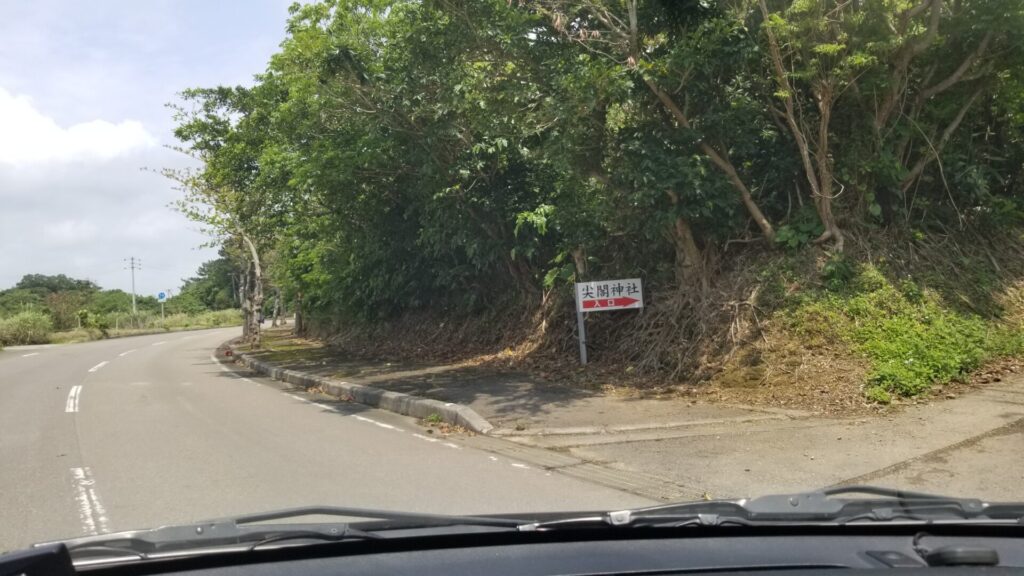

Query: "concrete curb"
(227, 345), (494, 434)
(489, 413), (790, 437)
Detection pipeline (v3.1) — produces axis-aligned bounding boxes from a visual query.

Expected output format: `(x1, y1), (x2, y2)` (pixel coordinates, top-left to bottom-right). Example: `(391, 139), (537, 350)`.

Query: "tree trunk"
(239, 268), (250, 342)
(874, 0), (943, 132)
(759, 0), (843, 251)
(641, 78), (775, 243)
(571, 246), (587, 279)
(900, 85), (984, 194)
(294, 291), (304, 335)
(271, 288), (282, 327)
(666, 190), (707, 296)
(543, 1), (775, 242)
(673, 216), (707, 295)
(241, 233), (263, 349)
(813, 83), (844, 252)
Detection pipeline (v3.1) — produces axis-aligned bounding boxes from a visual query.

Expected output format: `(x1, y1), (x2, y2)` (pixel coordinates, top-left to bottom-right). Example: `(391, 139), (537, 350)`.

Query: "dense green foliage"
(170, 0), (1024, 397)
(0, 311), (53, 346)
(782, 261), (1024, 402)
(172, 257), (239, 314)
(0, 266), (241, 346)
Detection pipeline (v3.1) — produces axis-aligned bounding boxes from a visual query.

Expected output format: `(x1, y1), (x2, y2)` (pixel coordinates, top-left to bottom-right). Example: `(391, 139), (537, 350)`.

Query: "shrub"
(821, 255), (857, 291)
(784, 263), (1024, 401)
(0, 311), (53, 345)
(48, 329), (102, 344)
(157, 309), (242, 329)
(196, 309), (243, 327)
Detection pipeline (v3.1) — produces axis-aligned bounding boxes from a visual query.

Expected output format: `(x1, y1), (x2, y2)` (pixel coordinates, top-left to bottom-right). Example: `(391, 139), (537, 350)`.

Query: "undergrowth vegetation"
(0, 311), (53, 347)
(762, 231), (1024, 404)
(1, 309), (243, 347)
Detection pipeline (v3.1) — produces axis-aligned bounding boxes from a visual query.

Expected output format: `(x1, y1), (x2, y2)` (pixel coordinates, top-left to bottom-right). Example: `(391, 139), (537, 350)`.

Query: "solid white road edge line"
(65, 386), (82, 413)
(71, 467), (109, 535)
(87, 361), (108, 373)
(213, 353), (465, 443)
(352, 414), (403, 431)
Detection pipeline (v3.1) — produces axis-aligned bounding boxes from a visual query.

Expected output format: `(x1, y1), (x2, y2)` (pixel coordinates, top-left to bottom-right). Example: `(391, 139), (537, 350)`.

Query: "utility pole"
(124, 257), (141, 315)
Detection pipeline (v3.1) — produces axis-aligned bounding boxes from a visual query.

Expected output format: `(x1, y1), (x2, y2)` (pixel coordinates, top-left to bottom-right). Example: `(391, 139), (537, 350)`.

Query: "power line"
(124, 257), (141, 315)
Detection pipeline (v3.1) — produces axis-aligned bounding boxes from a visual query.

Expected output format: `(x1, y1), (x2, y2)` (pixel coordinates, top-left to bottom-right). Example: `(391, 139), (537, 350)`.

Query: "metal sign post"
(576, 309), (588, 365)
(573, 278), (644, 365)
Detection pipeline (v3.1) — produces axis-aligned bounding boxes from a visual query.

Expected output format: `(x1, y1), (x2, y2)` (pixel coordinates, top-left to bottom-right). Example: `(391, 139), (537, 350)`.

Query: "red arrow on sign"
(581, 297), (640, 310)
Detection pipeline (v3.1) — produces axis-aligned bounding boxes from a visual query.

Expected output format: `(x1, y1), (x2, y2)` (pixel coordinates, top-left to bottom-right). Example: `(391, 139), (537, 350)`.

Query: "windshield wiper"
(43, 489), (1024, 563)
(518, 485), (1024, 530)
(44, 505), (527, 562)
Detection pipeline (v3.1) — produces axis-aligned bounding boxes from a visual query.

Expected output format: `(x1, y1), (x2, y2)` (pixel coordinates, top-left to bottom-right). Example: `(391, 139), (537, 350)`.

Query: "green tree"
(0, 289), (45, 317)
(15, 274), (99, 294)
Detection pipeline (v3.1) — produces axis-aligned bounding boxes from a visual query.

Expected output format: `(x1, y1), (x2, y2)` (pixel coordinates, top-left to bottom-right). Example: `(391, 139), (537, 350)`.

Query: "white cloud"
(0, 1), (287, 293)
(0, 87), (157, 166)
(43, 219), (99, 246)
(117, 209), (188, 241)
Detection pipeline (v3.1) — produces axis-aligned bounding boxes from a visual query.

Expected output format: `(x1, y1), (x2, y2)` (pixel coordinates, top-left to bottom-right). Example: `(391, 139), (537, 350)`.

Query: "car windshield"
(2, 0), (1023, 555)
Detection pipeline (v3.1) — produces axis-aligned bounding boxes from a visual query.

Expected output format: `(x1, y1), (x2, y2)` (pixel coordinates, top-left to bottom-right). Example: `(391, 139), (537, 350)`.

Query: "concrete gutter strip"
(230, 348), (495, 434)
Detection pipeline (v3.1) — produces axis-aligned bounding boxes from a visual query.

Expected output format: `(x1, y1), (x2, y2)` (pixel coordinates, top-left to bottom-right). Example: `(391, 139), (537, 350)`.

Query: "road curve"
(0, 328), (648, 551)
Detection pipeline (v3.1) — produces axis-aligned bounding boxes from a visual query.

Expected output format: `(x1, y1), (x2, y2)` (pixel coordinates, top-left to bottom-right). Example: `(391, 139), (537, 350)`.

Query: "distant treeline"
(0, 260), (242, 346)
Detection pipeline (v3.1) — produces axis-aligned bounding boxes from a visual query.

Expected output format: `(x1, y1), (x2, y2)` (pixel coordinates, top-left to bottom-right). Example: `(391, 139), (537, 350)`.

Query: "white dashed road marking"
(119, 349), (136, 357)
(151, 341), (167, 346)
(71, 467), (109, 535)
(352, 414), (402, 431)
(88, 361), (108, 373)
(65, 386), (82, 413)
(21, 352), (40, 357)
(215, 353), (478, 454)
(211, 354), (231, 372)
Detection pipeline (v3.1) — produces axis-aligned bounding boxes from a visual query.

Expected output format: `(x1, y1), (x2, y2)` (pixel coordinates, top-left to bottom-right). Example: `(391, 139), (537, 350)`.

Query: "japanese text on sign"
(574, 278), (643, 312)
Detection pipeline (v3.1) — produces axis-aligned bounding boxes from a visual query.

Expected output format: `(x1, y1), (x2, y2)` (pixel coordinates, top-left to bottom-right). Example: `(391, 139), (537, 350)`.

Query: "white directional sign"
(157, 291), (168, 303)
(574, 278), (643, 313)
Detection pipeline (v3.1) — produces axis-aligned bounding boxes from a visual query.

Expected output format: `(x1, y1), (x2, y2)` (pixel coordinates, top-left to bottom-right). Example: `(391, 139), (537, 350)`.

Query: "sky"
(0, 0), (294, 297)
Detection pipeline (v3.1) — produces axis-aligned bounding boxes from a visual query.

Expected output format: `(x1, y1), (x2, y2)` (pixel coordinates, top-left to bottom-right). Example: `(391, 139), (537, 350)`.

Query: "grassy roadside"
(782, 263), (1023, 403)
(712, 232), (1024, 411)
(47, 324), (239, 345)
(226, 230), (1024, 415)
(0, 309), (242, 347)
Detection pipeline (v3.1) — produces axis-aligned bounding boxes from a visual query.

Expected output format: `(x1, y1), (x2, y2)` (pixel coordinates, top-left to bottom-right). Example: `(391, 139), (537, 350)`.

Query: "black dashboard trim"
(78, 524), (1024, 576)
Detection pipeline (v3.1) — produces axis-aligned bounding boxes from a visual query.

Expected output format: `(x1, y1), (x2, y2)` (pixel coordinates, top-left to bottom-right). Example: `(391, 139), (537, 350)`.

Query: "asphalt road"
(0, 328), (649, 552)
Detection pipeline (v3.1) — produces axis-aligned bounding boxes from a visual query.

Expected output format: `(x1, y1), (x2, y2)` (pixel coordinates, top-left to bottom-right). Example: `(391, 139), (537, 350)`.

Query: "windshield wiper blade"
(518, 501), (756, 531)
(742, 485), (989, 522)
(45, 505), (528, 561)
(520, 485), (1024, 531)
(223, 505), (526, 528)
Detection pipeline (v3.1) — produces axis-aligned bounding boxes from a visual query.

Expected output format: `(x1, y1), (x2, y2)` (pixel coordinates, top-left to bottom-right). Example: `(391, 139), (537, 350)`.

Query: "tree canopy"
(170, 0), (1024, 355)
